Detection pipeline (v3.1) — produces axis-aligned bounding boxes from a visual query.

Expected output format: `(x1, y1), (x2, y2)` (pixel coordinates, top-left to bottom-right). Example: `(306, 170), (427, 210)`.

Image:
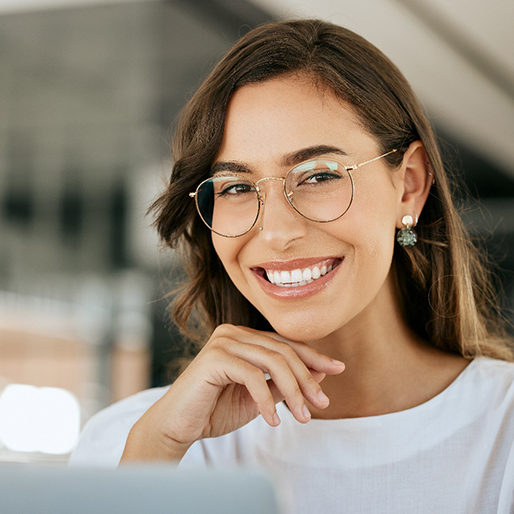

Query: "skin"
(121, 75), (468, 463)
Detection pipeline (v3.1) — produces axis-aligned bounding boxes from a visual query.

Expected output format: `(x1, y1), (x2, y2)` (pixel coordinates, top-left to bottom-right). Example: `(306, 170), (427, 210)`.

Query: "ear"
(395, 141), (433, 228)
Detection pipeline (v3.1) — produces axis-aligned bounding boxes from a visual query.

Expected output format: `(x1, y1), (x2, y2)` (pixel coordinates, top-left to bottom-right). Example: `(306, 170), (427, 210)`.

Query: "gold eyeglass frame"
(189, 149), (398, 238)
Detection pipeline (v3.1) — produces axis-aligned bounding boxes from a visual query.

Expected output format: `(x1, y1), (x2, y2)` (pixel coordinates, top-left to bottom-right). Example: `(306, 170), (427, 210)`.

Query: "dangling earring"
(397, 215), (417, 248)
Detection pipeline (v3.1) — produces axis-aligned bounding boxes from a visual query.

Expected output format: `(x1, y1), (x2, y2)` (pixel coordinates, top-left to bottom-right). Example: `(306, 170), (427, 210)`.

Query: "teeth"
(280, 271), (291, 283)
(265, 261), (337, 287)
(291, 269), (302, 282)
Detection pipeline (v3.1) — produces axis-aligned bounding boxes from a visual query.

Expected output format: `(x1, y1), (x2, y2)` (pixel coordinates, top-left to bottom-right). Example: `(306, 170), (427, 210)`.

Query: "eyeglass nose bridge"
(254, 176), (293, 206)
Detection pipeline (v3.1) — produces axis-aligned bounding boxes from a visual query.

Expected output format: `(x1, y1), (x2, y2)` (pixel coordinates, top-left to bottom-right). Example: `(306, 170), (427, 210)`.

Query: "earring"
(397, 215), (417, 248)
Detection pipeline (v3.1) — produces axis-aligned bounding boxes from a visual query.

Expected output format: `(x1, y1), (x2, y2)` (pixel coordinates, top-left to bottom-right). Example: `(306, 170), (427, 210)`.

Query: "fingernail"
(331, 359), (345, 369)
(302, 404), (311, 421)
(318, 390), (329, 405)
(272, 412), (281, 426)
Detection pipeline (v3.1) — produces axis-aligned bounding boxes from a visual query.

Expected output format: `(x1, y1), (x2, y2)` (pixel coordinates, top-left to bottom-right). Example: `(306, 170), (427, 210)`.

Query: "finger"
(310, 370), (326, 383)
(218, 355), (282, 427)
(209, 326), (338, 411)
(262, 331), (346, 374)
(221, 340), (318, 421)
(265, 370), (326, 401)
(265, 378), (309, 424)
(235, 326), (345, 375)
(223, 332), (335, 409)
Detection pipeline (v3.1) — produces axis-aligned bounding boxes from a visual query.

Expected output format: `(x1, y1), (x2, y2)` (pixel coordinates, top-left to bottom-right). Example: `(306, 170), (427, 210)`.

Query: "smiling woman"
(70, 19), (514, 513)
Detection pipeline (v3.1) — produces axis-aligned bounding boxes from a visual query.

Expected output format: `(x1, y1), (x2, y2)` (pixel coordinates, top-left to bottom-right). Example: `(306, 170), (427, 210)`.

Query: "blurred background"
(0, 0), (513, 463)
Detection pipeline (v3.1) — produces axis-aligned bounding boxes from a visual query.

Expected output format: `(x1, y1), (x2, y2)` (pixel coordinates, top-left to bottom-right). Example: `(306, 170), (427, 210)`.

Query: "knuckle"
(257, 399), (274, 414)
(293, 383), (303, 397)
(212, 323), (233, 336)
(247, 366), (266, 382)
(283, 381), (302, 400)
(278, 342), (297, 359)
(269, 352), (287, 368)
(256, 384), (274, 402)
(302, 369), (318, 384)
(259, 395), (275, 412)
(203, 345), (228, 363)
(273, 340), (289, 352)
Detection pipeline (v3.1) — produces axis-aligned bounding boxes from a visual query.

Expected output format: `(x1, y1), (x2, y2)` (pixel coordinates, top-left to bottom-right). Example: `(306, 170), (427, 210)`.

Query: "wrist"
(120, 417), (192, 464)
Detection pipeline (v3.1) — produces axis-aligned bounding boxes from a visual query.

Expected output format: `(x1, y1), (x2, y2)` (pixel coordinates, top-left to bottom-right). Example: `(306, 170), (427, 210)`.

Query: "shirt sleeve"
(177, 440), (210, 469)
(68, 386), (169, 468)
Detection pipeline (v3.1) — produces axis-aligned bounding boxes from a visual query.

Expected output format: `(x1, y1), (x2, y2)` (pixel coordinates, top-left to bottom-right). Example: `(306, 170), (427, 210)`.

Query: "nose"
(256, 179), (308, 250)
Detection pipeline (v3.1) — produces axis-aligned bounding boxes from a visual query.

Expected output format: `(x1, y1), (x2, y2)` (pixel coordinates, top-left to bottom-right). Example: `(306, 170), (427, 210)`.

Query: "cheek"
(342, 184), (399, 267)
(354, 177), (399, 236)
(212, 235), (247, 284)
(342, 220), (396, 281)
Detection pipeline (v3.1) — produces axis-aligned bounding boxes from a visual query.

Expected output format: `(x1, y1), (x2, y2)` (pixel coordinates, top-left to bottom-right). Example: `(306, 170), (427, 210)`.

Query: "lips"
(250, 257), (342, 297)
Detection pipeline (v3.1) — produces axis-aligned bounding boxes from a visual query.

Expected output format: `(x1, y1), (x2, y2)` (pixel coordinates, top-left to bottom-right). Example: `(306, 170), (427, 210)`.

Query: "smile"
(251, 257), (343, 298)
(265, 261), (337, 287)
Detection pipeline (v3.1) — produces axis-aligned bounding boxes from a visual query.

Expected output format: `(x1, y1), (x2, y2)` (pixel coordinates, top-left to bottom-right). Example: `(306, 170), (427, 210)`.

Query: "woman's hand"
(120, 324), (345, 463)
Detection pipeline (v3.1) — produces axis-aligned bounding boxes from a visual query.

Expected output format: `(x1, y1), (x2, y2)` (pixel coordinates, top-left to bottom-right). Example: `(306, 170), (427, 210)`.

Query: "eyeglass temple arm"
(189, 192), (196, 198)
(346, 149), (398, 171)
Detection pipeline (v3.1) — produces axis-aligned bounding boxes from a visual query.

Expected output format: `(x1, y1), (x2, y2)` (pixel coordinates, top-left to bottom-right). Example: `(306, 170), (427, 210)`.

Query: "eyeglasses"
(189, 149), (397, 238)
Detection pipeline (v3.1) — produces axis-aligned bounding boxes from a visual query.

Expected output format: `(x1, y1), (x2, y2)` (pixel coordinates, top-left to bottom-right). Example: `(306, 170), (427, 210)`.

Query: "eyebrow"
(282, 145), (347, 167)
(211, 145), (347, 175)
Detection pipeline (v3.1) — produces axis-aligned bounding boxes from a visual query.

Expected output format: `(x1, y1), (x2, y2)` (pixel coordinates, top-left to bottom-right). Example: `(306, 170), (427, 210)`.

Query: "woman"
(70, 19), (514, 513)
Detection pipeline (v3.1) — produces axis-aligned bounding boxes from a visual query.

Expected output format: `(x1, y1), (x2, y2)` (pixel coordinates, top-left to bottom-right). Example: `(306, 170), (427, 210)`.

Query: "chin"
(266, 313), (340, 343)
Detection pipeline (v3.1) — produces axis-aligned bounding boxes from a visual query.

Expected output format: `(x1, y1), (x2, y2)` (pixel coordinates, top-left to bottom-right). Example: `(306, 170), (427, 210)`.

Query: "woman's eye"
(217, 183), (254, 196)
(302, 171), (341, 185)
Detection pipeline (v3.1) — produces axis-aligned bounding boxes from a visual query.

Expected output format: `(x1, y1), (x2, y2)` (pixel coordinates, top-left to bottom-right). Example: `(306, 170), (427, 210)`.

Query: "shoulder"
(473, 355), (514, 373)
(69, 386), (170, 468)
(444, 357), (514, 444)
(469, 358), (514, 508)
(467, 356), (514, 390)
(451, 356), (514, 411)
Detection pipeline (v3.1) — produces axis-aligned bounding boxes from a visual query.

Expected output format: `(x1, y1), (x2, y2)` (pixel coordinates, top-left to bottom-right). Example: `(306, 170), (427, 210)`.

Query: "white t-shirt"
(70, 357), (514, 513)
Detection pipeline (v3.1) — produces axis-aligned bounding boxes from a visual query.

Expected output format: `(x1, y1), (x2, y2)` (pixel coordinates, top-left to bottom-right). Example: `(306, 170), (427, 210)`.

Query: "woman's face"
(212, 75), (403, 342)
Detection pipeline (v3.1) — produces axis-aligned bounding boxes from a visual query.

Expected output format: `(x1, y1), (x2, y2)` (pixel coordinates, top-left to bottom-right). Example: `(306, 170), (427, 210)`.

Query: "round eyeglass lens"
(195, 176), (260, 237)
(285, 159), (353, 222)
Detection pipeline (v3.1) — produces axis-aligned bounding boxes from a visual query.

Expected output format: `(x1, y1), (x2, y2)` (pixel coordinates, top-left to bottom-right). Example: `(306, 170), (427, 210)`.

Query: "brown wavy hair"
(151, 19), (513, 361)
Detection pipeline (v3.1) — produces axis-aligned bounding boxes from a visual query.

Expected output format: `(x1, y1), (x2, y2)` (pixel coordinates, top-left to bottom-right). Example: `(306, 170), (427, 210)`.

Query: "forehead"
(215, 76), (376, 169)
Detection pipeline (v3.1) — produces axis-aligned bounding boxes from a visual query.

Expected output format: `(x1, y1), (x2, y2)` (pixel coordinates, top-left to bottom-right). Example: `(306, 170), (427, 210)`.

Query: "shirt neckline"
(277, 356), (479, 427)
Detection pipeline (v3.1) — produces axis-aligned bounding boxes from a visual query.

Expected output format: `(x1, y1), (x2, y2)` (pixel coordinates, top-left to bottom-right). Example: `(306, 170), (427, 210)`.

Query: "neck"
(306, 274), (469, 419)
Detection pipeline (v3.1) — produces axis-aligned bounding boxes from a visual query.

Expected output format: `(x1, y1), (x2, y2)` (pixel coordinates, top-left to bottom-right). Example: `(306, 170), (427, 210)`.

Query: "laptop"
(0, 465), (286, 514)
